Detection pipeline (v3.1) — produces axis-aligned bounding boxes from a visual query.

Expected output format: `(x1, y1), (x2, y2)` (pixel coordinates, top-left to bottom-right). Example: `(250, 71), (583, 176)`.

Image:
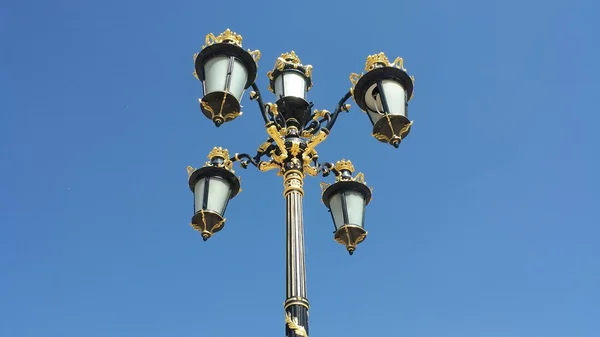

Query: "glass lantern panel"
(205, 176), (232, 215)
(364, 80), (406, 116)
(274, 71), (307, 100)
(344, 191), (366, 228)
(380, 79), (407, 116)
(193, 178), (207, 213)
(203, 56), (230, 95)
(366, 110), (384, 126)
(328, 192), (345, 231)
(228, 58), (249, 100)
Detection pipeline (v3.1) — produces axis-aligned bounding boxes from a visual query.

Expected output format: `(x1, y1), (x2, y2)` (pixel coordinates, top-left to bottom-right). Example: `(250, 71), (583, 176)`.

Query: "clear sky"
(1, 0), (599, 336)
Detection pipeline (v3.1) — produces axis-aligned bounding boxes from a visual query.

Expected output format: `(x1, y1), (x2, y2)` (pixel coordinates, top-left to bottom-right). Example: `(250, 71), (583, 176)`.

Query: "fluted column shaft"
(283, 169), (309, 337)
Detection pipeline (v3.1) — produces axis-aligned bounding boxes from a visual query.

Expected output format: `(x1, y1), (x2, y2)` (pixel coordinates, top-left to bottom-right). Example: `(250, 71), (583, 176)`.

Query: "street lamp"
(321, 160), (372, 256)
(187, 147), (241, 241)
(187, 29), (417, 337)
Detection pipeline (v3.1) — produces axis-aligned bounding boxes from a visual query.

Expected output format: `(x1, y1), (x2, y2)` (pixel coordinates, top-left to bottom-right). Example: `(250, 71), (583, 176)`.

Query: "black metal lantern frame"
(187, 147), (241, 241)
(320, 160), (372, 255)
(350, 52), (416, 148)
(194, 29), (261, 127)
(190, 28), (417, 246)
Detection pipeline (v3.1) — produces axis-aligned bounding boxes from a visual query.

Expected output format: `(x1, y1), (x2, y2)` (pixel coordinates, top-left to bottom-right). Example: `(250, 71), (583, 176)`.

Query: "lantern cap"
(321, 167), (372, 208)
(349, 52), (415, 106)
(193, 29), (260, 88)
(186, 147), (241, 197)
(267, 51), (313, 93)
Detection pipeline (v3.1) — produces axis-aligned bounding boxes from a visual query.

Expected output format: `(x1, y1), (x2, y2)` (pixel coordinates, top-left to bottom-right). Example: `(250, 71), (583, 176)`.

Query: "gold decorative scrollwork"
(199, 99), (214, 115)
(222, 110), (242, 121)
(304, 130), (328, 157)
(248, 49), (261, 62)
(290, 140), (302, 157)
(353, 172), (365, 184)
(304, 65), (313, 83)
(312, 109), (329, 121)
(190, 210), (226, 240)
(266, 123), (288, 162)
(303, 164), (319, 177)
(364, 52), (405, 72)
(258, 160), (281, 173)
(202, 28), (243, 49)
(334, 159), (355, 173)
(186, 165), (196, 177)
(349, 73), (362, 87)
(206, 147), (234, 172)
(285, 312), (308, 337)
(391, 56), (404, 69)
(334, 227), (367, 252)
(300, 130), (314, 138)
(265, 102), (279, 116)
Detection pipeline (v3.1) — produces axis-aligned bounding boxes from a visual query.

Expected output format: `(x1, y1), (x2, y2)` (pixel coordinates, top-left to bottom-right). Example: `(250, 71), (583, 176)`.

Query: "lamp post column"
(283, 167), (309, 337)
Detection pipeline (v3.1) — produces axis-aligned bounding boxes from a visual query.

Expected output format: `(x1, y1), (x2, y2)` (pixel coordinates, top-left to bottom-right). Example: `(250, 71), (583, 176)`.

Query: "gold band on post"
(284, 296), (310, 310)
(283, 170), (304, 196)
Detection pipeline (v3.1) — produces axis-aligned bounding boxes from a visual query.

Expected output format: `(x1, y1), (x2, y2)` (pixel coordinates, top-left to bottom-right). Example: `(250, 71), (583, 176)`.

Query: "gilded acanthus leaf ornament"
(334, 159), (355, 173)
(186, 165), (196, 177)
(205, 147), (234, 172)
(285, 312), (308, 337)
(202, 28), (243, 49)
(364, 52), (405, 72)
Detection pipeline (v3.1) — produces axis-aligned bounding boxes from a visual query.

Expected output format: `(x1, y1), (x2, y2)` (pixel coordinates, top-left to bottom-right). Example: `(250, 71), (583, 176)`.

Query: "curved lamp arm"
(250, 83), (271, 125)
(324, 91), (353, 131)
(231, 153), (260, 169)
(318, 161), (341, 178)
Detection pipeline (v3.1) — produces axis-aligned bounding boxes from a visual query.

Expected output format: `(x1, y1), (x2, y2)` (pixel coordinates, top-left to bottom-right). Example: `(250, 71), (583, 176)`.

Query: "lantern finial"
(364, 52), (405, 72)
(202, 28), (243, 49)
(205, 147), (234, 172)
(267, 51), (313, 92)
(334, 159), (355, 174)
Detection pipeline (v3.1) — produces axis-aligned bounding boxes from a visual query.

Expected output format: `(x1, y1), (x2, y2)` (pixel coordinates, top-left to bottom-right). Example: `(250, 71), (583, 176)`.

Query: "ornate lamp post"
(187, 29), (416, 337)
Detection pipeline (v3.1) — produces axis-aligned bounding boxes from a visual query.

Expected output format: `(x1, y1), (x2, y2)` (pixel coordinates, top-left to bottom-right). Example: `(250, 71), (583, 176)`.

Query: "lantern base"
(372, 115), (412, 148)
(276, 96), (311, 128)
(190, 210), (226, 241)
(334, 225), (368, 255)
(200, 92), (242, 127)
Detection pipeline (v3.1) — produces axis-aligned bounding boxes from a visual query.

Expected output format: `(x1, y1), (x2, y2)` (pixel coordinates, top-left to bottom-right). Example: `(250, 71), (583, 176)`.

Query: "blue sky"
(1, 0), (599, 336)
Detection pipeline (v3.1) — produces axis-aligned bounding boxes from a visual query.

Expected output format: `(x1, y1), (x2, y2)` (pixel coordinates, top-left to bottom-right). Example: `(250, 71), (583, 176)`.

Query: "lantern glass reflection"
(328, 190), (366, 231)
(274, 70), (308, 101)
(203, 56), (249, 101)
(193, 176), (233, 216)
(364, 80), (407, 123)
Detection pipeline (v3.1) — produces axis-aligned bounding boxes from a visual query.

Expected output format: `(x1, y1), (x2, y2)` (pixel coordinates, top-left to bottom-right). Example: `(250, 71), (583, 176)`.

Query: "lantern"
(321, 160), (372, 255)
(187, 147), (241, 241)
(194, 29), (261, 127)
(350, 52), (415, 148)
(267, 51), (313, 128)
